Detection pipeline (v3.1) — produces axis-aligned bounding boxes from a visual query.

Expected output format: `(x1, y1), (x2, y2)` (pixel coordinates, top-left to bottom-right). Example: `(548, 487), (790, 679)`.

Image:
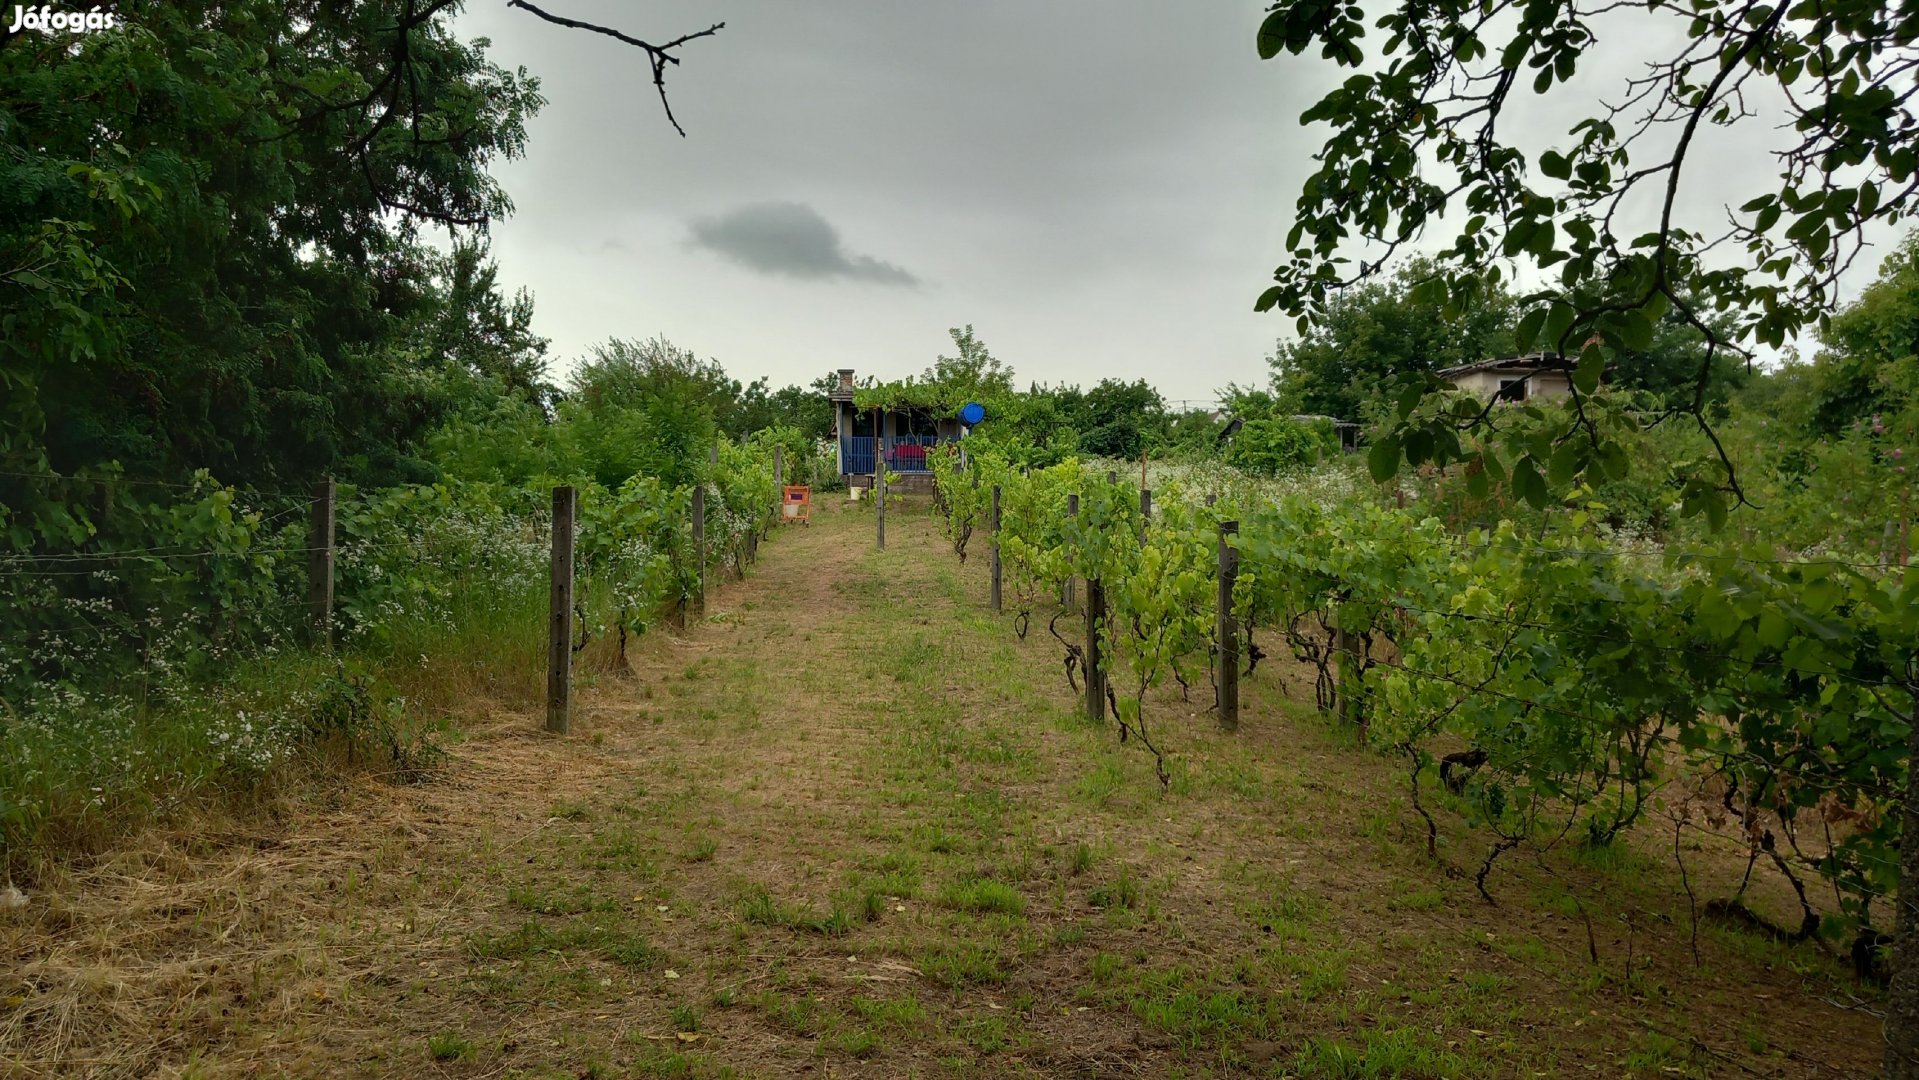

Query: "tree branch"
(505, 1), (724, 138)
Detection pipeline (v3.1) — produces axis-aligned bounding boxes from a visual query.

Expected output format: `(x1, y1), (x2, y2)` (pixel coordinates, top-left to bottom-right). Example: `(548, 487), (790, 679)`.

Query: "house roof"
(1435, 352), (1569, 379)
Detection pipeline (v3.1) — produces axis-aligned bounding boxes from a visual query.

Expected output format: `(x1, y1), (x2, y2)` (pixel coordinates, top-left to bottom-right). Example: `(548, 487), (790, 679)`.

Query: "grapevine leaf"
(1368, 435), (1403, 482)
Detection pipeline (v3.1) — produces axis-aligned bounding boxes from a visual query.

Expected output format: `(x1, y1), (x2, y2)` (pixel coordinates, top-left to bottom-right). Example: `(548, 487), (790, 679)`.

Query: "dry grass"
(0, 499), (1880, 1079)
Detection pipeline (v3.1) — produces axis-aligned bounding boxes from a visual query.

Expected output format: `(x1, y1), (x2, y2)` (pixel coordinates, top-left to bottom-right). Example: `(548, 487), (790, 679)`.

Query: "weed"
(1621, 1030), (1691, 1073)
(464, 917), (663, 969)
(426, 1033), (476, 1062)
(1073, 760), (1126, 806)
(959, 1015), (1012, 1054)
(833, 884), (887, 923)
(1292, 1027), (1467, 1078)
(1387, 887), (1446, 912)
(830, 1028), (882, 1058)
(738, 884), (841, 934)
(938, 876), (1026, 915)
(751, 990), (827, 1036)
(919, 940), (1008, 988)
(1131, 987), (1272, 1051)
(1088, 869), (1140, 911)
(1068, 842), (1095, 876)
(849, 994), (927, 1029)
(507, 883), (616, 916)
(875, 851), (923, 897)
(916, 825), (961, 855)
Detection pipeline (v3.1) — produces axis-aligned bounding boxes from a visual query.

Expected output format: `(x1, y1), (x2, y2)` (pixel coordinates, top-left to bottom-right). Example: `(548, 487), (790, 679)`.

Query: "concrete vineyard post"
(990, 485), (1003, 612)
(547, 485), (576, 735)
(307, 478), (335, 649)
(691, 485), (705, 611)
(1217, 520), (1240, 732)
(1062, 493), (1078, 612)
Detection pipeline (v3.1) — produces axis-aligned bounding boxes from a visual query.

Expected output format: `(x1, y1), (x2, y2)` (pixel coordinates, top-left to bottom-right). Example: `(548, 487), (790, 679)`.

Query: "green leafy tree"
(564, 337), (728, 489)
(1606, 305), (1751, 409)
(1157, 408), (1228, 453)
(1226, 418), (1338, 475)
(1267, 259), (1518, 420)
(731, 377), (835, 440)
(922, 325), (1016, 404)
(1252, 0), (1919, 516)
(1072, 379), (1168, 459)
(1807, 233), (1919, 437)
(423, 239), (554, 406)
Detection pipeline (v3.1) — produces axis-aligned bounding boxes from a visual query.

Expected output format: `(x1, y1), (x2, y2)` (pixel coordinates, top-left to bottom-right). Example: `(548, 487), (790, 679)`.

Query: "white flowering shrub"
(0, 449), (781, 873)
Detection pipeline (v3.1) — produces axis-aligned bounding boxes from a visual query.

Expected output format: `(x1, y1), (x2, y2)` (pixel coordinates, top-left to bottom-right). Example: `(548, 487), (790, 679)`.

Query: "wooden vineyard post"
(1216, 520), (1240, 732)
(307, 478), (335, 649)
(877, 461), (887, 551)
(1140, 488), (1152, 535)
(1332, 618), (1359, 732)
(990, 485), (1003, 612)
(547, 485), (576, 735)
(1205, 493), (1217, 508)
(771, 445), (784, 537)
(1062, 493), (1078, 611)
(1084, 471), (1117, 724)
(1085, 575), (1106, 724)
(691, 485), (706, 611)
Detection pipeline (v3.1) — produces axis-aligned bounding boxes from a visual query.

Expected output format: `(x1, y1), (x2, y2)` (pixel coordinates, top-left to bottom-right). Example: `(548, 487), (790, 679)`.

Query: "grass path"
(0, 501), (1878, 1078)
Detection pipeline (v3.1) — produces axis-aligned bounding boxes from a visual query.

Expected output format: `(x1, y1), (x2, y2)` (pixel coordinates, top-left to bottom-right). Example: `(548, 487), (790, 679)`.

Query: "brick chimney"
(838, 368), (855, 391)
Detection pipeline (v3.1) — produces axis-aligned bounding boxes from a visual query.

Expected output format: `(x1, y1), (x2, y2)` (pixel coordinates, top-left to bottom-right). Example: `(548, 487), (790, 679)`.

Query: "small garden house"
(1436, 353), (1576, 402)
(827, 369), (970, 489)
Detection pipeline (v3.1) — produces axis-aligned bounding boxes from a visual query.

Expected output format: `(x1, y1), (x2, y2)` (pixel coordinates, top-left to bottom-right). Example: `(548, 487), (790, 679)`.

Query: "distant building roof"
(1435, 352), (1569, 379)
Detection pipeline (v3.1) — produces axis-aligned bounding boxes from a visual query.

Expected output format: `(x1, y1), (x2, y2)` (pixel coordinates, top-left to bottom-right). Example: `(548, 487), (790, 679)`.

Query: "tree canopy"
(1254, 0), (1919, 520)
(1269, 259), (1519, 420)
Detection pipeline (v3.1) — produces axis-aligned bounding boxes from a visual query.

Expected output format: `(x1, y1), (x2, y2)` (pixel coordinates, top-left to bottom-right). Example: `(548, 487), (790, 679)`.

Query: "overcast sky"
(456, 1), (1894, 402)
(454, 1), (1319, 403)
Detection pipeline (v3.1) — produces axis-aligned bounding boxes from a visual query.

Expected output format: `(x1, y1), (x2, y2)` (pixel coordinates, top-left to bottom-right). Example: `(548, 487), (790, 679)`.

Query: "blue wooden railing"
(841, 435), (945, 474)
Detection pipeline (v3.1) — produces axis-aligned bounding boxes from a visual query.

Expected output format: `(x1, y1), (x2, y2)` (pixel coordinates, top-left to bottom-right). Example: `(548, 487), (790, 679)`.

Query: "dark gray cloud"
(688, 202), (918, 286)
